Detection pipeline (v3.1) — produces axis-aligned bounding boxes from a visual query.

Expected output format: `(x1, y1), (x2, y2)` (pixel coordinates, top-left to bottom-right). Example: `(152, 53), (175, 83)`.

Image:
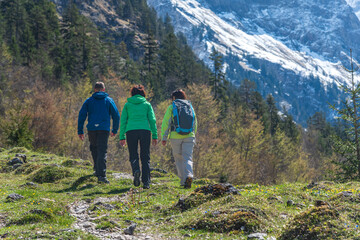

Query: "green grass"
(1, 148), (360, 239)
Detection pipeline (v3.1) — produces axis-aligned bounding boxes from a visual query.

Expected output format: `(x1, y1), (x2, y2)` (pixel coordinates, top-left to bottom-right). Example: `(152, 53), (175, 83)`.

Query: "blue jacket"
(78, 92), (120, 135)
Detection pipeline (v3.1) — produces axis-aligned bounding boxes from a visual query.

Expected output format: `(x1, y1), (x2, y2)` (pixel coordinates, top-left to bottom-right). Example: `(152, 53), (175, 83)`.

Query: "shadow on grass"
(83, 188), (131, 197)
(55, 174), (96, 193)
(56, 174), (132, 197)
(107, 188), (131, 195)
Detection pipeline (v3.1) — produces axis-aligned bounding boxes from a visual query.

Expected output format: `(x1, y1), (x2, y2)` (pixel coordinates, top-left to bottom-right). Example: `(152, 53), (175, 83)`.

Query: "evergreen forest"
(0, 0), (356, 184)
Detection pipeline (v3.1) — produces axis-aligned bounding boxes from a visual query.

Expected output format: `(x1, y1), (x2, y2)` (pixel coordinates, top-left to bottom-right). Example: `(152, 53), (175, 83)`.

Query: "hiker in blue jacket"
(78, 82), (120, 183)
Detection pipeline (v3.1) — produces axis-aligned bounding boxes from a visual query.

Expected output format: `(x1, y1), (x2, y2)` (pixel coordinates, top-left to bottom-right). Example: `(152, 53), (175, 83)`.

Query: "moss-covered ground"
(1, 148), (360, 239)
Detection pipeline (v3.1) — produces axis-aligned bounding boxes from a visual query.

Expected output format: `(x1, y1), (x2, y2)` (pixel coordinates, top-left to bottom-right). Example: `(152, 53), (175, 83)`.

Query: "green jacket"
(161, 104), (197, 140)
(119, 95), (158, 140)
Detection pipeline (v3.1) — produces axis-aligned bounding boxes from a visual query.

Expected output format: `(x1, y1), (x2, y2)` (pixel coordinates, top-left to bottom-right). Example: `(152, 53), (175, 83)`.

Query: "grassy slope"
(0, 148), (360, 239)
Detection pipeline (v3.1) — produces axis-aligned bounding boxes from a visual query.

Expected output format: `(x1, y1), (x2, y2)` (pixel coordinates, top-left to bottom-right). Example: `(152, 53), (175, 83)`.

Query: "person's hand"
(78, 134), (85, 141)
(120, 140), (126, 147)
(161, 140), (167, 146)
(111, 132), (116, 137)
(152, 139), (158, 146)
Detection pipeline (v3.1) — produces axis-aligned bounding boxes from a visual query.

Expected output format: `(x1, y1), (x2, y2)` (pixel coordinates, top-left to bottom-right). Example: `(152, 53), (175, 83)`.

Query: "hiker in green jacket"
(161, 89), (197, 189)
(119, 85), (158, 189)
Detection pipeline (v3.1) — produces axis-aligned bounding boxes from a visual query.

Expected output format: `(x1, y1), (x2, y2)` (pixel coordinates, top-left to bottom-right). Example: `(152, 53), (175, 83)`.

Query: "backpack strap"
(172, 101), (180, 132)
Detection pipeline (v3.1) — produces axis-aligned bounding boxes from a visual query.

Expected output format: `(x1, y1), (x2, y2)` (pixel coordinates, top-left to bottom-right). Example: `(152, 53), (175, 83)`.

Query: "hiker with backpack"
(119, 85), (158, 189)
(78, 82), (120, 184)
(161, 89), (197, 189)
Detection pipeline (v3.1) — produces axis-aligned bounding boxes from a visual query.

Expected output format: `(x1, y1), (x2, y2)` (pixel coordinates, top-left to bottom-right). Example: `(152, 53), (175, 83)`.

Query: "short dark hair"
(171, 89), (187, 100)
(94, 82), (105, 90)
(131, 85), (146, 97)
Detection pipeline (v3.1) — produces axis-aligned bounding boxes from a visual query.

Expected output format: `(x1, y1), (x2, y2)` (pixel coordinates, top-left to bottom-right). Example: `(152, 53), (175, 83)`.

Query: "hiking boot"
(133, 170), (141, 187)
(143, 184), (150, 189)
(184, 177), (192, 189)
(98, 176), (109, 184)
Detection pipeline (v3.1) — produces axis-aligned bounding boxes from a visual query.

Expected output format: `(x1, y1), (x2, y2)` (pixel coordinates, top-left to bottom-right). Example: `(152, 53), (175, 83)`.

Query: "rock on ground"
(247, 232), (268, 239)
(6, 193), (24, 202)
(69, 194), (162, 240)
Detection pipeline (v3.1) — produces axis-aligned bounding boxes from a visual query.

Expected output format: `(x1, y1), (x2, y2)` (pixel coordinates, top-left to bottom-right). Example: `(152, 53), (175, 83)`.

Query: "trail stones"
(12, 163), (23, 169)
(339, 191), (353, 197)
(268, 195), (283, 204)
(83, 222), (94, 228)
(8, 154), (27, 168)
(94, 202), (115, 211)
(315, 200), (330, 207)
(287, 200), (305, 208)
(15, 154), (27, 163)
(195, 183), (241, 196)
(6, 193), (24, 202)
(150, 168), (167, 174)
(112, 173), (133, 180)
(306, 181), (318, 189)
(8, 158), (23, 166)
(177, 197), (186, 210)
(124, 223), (137, 235)
(21, 182), (37, 188)
(247, 233), (268, 239)
(286, 200), (294, 207)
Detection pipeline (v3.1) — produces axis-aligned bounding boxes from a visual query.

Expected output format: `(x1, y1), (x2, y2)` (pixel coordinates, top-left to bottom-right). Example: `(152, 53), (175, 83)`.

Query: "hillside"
(1, 148), (360, 239)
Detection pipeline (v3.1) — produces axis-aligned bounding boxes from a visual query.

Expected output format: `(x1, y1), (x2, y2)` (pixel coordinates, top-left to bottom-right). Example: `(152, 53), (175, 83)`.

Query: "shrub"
(30, 165), (72, 183)
(1, 109), (33, 149)
(8, 209), (53, 225)
(14, 163), (41, 175)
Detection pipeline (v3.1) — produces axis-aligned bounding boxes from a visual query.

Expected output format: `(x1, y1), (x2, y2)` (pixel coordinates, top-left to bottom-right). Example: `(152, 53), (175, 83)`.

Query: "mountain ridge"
(147, 0), (360, 124)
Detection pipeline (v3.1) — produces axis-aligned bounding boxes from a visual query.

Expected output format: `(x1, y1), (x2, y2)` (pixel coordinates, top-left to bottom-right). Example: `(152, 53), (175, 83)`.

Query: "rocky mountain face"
(50, 0), (147, 59)
(147, 0), (360, 124)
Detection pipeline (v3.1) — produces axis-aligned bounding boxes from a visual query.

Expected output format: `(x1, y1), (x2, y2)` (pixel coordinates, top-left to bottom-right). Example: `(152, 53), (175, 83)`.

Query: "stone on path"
(247, 233), (268, 239)
(124, 223), (137, 235)
(8, 158), (23, 166)
(6, 193), (24, 202)
(15, 154), (27, 163)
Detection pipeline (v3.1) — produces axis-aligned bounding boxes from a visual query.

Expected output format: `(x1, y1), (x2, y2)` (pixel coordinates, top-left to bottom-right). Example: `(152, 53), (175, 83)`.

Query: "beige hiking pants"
(170, 137), (195, 185)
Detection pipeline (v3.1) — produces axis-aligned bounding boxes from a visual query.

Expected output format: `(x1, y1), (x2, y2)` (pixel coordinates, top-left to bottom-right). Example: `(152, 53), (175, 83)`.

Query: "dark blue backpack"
(172, 99), (195, 135)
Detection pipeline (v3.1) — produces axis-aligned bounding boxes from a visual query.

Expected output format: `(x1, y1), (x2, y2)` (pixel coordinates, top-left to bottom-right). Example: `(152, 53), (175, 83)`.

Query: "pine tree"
(209, 48), (229, 115)
(123, 0), (134, 20)
(20, 25), (35, 65)
(9, 36), (21, 63)
(29, 5), (49, 49)
(61, 4), (106, 83)
(330, 49), (360, 179)
(119, 41), (129, 58)
(164, 14), (174, 34)
(143, 33), (158, 72)
(279, 108), (300, 143)
(266, 94), (280, 136)
(159, 32), (180, 77)
(209, 48), (228, 99)
(3, 0), (27, 42)
(239, 78), (256, 109)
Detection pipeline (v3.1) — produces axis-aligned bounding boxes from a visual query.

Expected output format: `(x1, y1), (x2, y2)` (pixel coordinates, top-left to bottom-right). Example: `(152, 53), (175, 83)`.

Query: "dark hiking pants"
(88, 130), (110, 177)
(126, 130), (151, 185)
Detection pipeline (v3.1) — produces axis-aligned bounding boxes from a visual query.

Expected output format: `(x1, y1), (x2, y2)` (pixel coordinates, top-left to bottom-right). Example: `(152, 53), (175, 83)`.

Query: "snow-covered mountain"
(147, 0), (360, 124)
(346, 0), (360, 19)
